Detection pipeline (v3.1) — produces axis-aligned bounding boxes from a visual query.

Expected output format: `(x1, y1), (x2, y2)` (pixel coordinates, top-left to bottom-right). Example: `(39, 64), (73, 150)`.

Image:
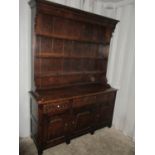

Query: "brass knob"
(57, 105), (60, 108)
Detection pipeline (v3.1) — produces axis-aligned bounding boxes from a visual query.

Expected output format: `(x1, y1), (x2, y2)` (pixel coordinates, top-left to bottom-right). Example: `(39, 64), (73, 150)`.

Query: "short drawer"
(96, 92), (115, 106)
(43, 100), (70, 115)
(73, 95), (96, 108)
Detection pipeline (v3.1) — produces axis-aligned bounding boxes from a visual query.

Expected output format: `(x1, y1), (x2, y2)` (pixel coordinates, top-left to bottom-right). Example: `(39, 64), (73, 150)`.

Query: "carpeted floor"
(19, 127), (135, 155)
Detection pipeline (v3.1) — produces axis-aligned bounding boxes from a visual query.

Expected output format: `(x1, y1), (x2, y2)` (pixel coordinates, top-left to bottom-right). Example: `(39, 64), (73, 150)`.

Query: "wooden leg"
(90, 127), (95, 135)
(38, 149), (43, 155)
(90, 130), (95, 135)
(107, 122), (112, 128)
(66, 138), (70, 144)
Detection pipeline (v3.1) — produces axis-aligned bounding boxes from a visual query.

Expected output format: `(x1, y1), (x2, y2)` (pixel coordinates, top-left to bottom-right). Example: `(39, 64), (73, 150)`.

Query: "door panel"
(76, 111), (91, 130)
(45, 113), (69, 142)
(47, 117), (64, 140)
(72, 105), (93, 133)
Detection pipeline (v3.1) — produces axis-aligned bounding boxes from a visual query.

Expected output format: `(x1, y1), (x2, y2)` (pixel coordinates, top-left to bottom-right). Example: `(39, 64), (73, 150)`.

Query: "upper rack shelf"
(36, 33), (110, 45)
(35, 53), (107, 60)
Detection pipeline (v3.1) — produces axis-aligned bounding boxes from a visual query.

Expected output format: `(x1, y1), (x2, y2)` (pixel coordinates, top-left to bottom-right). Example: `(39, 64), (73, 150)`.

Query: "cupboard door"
(72, 105), (93, 133)
(45, 113), (69, 142)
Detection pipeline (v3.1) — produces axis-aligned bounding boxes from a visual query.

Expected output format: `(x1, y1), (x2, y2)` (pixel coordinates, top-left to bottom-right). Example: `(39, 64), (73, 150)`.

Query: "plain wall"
(19, 0), (31, 137)
(110, 3), (135, 138)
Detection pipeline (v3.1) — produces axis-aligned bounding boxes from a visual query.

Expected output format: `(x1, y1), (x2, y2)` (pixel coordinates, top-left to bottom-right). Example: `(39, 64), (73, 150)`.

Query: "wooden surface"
(30, 83), (112, 103)
(29, 0), (118, 154)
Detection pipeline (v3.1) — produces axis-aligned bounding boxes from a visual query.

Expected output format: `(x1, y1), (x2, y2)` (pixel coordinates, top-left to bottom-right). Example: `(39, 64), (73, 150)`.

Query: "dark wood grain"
(29, 0), (118, 154)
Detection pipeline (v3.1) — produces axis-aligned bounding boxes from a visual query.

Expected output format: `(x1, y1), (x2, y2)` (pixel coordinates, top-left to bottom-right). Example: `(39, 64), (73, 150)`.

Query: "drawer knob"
(65, 123), (68, 127)
(57, 105), (60, 108)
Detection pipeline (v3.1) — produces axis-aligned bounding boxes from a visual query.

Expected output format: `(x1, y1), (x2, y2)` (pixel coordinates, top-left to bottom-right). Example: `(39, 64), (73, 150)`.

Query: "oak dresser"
(29, 0), (119, 154)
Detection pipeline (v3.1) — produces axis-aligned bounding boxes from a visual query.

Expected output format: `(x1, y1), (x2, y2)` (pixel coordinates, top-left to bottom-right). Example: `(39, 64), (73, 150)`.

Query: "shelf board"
(35, 71), (105, 78)
(35, 53), (106, 60)
(36, 32), (109, 45)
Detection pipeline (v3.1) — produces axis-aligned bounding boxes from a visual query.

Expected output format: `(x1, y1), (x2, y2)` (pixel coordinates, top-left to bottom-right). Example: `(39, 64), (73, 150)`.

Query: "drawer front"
(73, 95), (96, 108)
(73, 92), (116, 108)
(96, 92), (115, 106)
(43, 100), (70, 115)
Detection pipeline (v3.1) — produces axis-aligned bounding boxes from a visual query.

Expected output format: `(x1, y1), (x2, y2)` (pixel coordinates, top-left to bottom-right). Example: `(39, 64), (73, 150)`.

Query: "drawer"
(96, 92), (115, 106)
(43, 100), (70, 115)
(73, 95), (96, 108)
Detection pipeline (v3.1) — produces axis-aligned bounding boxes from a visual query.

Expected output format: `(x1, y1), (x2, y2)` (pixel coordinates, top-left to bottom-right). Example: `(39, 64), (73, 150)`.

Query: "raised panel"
(46, 116), (65, 141)
(73, 105), (93, 132)
(45, 111), (72, 143)
(76, 111), (91, 130)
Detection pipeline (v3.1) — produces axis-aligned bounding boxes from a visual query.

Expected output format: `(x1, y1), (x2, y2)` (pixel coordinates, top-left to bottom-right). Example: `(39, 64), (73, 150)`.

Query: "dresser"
(29, 0), (118, 154)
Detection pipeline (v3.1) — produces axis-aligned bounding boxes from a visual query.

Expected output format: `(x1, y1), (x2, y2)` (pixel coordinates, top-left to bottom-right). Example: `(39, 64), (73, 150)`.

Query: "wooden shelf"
(34, 83), (111, 101)
(35, 71), (105, 78)
(35, 53), (106, 60)
(36, 32), (109, 45)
